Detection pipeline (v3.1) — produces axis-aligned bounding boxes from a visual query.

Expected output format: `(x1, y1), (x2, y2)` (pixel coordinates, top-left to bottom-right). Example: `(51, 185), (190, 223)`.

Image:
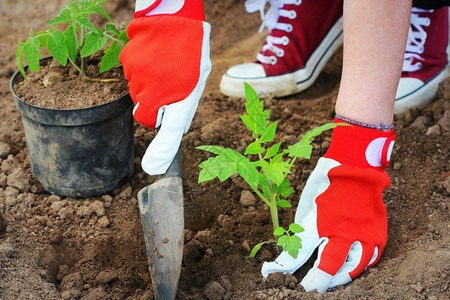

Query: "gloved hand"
(261, 117), (396, 293)
(120, 0), (211, 175)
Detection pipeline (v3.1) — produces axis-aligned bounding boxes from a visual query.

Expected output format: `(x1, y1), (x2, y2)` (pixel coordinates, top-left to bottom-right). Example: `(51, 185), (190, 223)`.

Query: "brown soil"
(0, 1), (449, 300)
(13, 54), (128, 110)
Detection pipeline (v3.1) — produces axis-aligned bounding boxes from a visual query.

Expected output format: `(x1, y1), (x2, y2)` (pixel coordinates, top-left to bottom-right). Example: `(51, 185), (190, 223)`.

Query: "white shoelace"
(402, 7), (433, 72)
(245, 0), (301, 65)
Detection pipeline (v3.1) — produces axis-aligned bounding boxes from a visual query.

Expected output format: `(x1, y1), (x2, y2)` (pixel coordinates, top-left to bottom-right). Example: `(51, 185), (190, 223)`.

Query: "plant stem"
(103, 32), (127, 46)
(80, 26), (86, 77)
(68, 56), (82, 75)
(80, 57), (87, 77)
(252, 187), (271, 207)
(268, 181), (281, 253)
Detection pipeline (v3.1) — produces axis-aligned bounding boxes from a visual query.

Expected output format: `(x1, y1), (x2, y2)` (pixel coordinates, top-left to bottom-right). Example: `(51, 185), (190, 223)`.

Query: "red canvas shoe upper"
(402, 6), (449, 82)
(248, 0), (343, 76)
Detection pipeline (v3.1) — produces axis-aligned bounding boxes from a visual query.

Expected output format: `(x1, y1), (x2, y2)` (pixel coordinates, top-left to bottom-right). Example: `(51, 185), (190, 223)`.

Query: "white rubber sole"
(395, 8), (450, 115)
(220, 16), (344, 98)
(394, 66), (449, 115)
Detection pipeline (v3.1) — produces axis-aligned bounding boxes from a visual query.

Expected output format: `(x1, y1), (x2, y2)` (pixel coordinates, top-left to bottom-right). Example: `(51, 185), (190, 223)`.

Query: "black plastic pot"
(10, 63), (134, 197)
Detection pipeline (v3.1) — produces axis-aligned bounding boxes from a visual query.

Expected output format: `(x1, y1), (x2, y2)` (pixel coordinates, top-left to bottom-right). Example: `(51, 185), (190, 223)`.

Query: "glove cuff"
(324, 118), (396, 170)
(135, 0), (205, 21)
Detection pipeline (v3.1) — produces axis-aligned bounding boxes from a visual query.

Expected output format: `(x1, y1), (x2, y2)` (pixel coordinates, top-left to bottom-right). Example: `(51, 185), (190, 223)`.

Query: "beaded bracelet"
(335, 114), (394, 131)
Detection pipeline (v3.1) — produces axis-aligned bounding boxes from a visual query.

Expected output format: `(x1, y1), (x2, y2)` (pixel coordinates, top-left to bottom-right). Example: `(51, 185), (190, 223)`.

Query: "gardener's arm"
(262, 0), (412, 293)
(119, 0), (210, 175)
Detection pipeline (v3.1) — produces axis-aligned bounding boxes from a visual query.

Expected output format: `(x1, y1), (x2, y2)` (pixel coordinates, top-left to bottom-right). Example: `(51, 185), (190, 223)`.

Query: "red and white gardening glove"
(261, 117), (396, 293)
(120, 0), (211, 175)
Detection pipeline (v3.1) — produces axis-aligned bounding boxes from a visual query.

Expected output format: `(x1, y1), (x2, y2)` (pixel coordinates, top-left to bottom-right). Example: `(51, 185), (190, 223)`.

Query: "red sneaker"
(395, 6), (449, 114)
(220, 0), (343, 98)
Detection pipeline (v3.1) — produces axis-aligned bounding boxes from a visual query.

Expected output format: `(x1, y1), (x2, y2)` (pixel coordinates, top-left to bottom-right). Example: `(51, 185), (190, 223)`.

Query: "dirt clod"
(204, 281), (226, 300)
(0, 142), (11, 159)
(239, 190), (257, 207)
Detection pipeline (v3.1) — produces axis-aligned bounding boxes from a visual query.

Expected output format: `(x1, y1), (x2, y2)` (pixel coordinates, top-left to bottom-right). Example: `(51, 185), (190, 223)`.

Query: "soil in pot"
(13, 52), (129, 109)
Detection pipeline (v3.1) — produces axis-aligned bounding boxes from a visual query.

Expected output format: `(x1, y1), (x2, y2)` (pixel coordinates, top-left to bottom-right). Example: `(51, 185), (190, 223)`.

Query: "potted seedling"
(10, 0), (134, 197)
(198, 83), (343, 259)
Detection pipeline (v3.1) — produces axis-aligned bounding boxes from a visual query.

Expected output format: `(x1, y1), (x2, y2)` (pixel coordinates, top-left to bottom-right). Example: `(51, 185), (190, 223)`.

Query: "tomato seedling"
(197, 83), (343, 258)
(16, 0), (128, 80)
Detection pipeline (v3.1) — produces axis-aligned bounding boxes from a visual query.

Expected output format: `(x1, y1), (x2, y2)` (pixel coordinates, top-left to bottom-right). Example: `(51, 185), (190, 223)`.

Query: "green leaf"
(16, 42), (26, 79)
(272, 178), (293, 198)
(47, 31), (68, 66)
(36, 31), (50, 48)
(291, 235), (302, 246)
(284, 139), (313, 159)
(240, 112), (270, 137)
(285, 242), (300, 258)
(260, 121), (277, 143)
(264, 142), (281, 159)
(81, 30), (107, 57)
(271, 152), (284, 163)
(100, 41), (121, 72)
(258, 172), (269, 188)
(277, 200), (291, 208)
(77, 16), (98, 32)
(291, 236), (302, 256)
(197, 147), (259, 187)
(198, 155), (237, 183)
(105, 24), (119, 36)
(277, 235), (289, 247)
(197, 146), (259, 189)
(23, 38), (41, 72)
(283, 235), (302, 258)
(262, 160), (290, 186)
(289, 223), (304, 234)
(302, 122), (345, 141)
(117, 29), (129, 44)
(241, 83), (271, 136)
(47, 9), (72, 26)
(273, 227), (285, 236)
(244, 141), (265, 155)
(277, 233), (303, 258)
(236, 159), (260, 190)
(258, 173), (271, 198)
(285, 123), (349, 159)
(249, 241), (272, 258)
(64, 26), (78, 62)
(94, 6), (112, 21)
(197, 145), (228, 156)
(66, 1), (81, 15)
(244, 82), (259, 104)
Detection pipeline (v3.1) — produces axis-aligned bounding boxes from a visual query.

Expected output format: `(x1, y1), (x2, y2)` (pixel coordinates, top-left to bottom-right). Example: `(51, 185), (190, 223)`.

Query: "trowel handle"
(158, 146), (182, 179)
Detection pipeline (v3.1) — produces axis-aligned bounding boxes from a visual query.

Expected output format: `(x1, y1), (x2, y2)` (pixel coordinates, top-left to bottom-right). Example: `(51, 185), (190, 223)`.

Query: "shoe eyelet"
(417, 62), (423, 69)
(286, 24), (293, 32)
(295, 0), (302, 5)
(281, 36), (289, 45)
(270, 56), (277, 65)
(418, 46), (424, 54)
(277, 49), (285, 57)
(289, 10), (297, 19)
(424, 17), (431, 26)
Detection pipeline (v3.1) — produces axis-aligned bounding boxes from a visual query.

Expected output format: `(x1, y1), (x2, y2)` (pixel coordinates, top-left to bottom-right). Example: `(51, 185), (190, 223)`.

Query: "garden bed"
(0, 1), (448, 299)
